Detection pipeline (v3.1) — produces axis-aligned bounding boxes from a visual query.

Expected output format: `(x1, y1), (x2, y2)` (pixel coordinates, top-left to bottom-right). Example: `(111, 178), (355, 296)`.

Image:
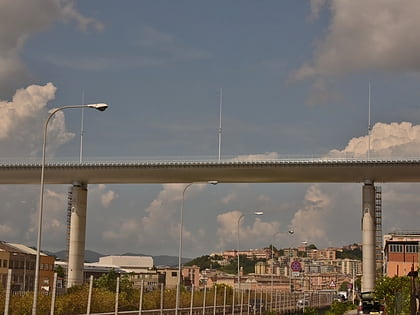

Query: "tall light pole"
(236, 211), (263, 292)
(175, 180), (218, 315)
(288, 229), (294, 292)
(270, 231), (281, 311)
(32, 103), (108, 315)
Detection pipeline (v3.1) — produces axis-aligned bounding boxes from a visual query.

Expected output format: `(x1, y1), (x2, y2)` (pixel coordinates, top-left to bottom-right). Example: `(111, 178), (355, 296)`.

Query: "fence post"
(160, 283), (164, 315)
(240, 289), (244, 315)
(247, 288), (250, 315)
(190, 285), (194, 315)
(115, 276), (120, 315)
(50, 272), (58, 315)
(231, 287), (235, 315)
(138, 280), (144, 315)
(253, 289), (256, 315)
(202, 284), (207, 315)
(86, 275), (94, 315)
(213, 285), (217, 315)
(223, 286), (227, 315)
(4, 269), (12, 315)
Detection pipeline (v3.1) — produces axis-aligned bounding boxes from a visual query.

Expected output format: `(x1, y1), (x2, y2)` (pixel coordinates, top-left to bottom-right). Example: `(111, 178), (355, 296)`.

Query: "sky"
(1, 0), (420, 259)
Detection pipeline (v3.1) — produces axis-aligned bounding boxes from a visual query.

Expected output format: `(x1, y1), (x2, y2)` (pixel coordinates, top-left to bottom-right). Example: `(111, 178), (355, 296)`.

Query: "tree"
(185, 255), (221, 270)
(94, 269), (134, 295)
(375, 276), (411, 314)
(56, 265), (65, 278)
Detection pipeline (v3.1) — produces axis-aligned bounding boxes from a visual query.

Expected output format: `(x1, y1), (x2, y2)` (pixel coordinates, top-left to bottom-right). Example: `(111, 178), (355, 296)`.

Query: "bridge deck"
(0, 159), (420, 184)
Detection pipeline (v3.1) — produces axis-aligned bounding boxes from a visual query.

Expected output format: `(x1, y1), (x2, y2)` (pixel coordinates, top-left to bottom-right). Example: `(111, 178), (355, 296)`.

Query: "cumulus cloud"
(290, 121), (420, 248)
(295, 1), (420, 80)
(216, 210), (280, 251)
(293, 1), (420, 105)
(0, 82), (75, 158)
(0, 83), (55, 139)
(0, 0), (103, 95)
(289, 185), (332, 243)
(231, 152), (279, 161)
(102, 184), (203, 253)
(328, 121), (420, 158)
(92, 184), (119, 208)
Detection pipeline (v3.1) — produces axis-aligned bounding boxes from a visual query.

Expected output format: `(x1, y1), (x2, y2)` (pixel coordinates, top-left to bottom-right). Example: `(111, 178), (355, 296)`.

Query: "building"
(0, 241), (55, 292)
(98, 255), (160, 289)
(383, 231), (420, 277)
(222, 248), (270, 260)
(156, 266), (178, 288)
(182, 265), (200, 287)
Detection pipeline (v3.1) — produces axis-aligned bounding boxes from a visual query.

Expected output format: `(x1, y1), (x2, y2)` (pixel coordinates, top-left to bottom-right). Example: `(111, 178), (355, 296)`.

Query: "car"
(357, 292), (385, 314)
(296, 299), (310, 309)
(249, 299), (265, 313)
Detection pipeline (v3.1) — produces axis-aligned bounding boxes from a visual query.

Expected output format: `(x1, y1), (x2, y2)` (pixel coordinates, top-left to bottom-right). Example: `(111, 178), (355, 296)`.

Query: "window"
(3, 260), (7, 268)
(389, 244), (403, 253)
(171, 271), (177, 277)
(406, 244), (418, 253)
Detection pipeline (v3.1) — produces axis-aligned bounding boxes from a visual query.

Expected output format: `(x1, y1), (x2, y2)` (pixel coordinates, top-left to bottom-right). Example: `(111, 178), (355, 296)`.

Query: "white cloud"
(102, 184), (197, 252)
(216, 210), (280, 251)
(290, 121), (420, 248)
(231, 152), (279, 161)
(290, 185), (332, 244)
(0, 0), (103, 94)
(0, 83), (75, 158)
(91, 184), (119, 208)
(295, 1), (420, 79)
(328, 122), (420, 158)
(0, 83), (56, 140)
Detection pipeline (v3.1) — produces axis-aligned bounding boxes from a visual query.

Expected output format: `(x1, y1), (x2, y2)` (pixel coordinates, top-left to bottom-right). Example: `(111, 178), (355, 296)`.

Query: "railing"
(1, 272), (336, 315)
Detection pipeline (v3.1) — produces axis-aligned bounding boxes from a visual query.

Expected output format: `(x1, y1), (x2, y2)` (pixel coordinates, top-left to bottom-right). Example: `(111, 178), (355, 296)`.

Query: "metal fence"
(2, 272), (335, 315)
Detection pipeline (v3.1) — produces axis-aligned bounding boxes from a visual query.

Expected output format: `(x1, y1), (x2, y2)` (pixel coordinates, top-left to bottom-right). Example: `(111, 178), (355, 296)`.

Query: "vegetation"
(323, 301), (355, 315)
(336, 246), (362, 260)
(185, 253), (265, 275)
(375, 275), (412, 314)
(184, 255), (221, 270)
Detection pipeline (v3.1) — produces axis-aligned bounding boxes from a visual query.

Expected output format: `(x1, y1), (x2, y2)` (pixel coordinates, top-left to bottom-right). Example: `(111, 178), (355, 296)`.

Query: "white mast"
(368, 83), (371, 160)
(218, 88), (223, 162)
(79, 92), (85, 163)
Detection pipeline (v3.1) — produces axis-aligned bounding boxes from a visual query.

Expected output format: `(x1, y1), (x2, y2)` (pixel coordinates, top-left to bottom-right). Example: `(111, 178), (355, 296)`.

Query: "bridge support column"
(67, 182), (88, 288)
(362, 180), (376, 292)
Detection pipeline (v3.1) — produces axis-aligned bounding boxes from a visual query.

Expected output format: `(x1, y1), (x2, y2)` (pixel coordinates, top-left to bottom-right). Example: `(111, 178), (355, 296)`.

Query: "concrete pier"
(67, 183), (88, 288)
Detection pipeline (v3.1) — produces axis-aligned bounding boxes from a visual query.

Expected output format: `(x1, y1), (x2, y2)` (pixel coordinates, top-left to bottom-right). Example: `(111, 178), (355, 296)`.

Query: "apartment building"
(383, 231), (420, 277)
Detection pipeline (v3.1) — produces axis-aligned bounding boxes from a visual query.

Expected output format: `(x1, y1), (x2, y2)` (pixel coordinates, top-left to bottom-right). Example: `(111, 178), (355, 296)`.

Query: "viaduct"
(2, 157), (420, 292)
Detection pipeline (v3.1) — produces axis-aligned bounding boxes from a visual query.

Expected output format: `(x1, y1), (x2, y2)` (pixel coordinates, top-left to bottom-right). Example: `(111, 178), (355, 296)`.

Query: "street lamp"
(175, 180), (218, 315)
(32, 103), (108, 315)
(288, 230), (294, 292)
(270, 231), (281, 311)
(236, 211), (263, 292)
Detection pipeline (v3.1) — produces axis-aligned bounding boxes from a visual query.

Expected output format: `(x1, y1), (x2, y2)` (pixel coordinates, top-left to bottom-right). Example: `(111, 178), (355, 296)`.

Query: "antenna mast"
(218, 88), (223, 162)
(368, 83), (371, 160)
(79, 92), (85, 163)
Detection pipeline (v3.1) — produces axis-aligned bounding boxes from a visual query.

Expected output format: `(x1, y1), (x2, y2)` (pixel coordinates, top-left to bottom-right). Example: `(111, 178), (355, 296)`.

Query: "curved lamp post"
(236, 211), (263, 292)
(175, 180), (218, 315)
(32, 103), (108, 315)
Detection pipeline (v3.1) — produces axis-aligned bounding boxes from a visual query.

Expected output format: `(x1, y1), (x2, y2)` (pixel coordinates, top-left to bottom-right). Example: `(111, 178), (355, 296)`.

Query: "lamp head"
(88, 103), (109, 111)
(207, 180), (218, 185)
(254, 211), (264, 216)
(288, 230), (294, 234)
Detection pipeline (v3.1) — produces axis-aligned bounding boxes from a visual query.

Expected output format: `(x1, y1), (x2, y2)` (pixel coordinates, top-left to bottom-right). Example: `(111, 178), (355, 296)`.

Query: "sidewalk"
(344, 310), (357, 315)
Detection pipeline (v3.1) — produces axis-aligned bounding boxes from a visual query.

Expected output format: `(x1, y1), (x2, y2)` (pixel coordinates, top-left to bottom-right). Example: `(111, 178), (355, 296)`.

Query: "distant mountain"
(53, 249), (105, 263)
(52, 249), (191, 266)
